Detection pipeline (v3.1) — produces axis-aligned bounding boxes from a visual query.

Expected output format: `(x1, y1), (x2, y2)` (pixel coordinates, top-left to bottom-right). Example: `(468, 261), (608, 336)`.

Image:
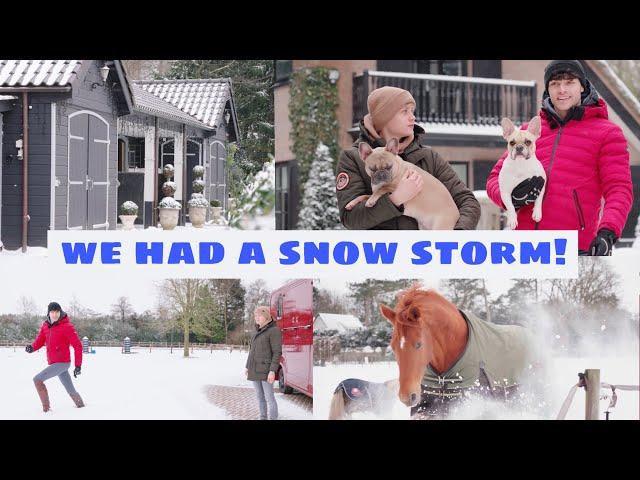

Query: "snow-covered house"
(315, 313), (363, 334)
(274, 60), (640, 243)
(0, 61), (240, 250)
(0, 60), (133, 250)
(118, 79), (239, 227)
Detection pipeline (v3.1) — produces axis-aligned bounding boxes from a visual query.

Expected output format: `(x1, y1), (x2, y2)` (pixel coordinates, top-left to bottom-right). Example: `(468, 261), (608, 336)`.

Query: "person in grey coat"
(245, 306), (283, 420)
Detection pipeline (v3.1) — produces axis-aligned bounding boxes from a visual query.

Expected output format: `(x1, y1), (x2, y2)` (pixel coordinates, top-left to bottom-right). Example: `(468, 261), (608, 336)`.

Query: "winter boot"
(34, 380), (50, 412)
(69, 392), (85, 408)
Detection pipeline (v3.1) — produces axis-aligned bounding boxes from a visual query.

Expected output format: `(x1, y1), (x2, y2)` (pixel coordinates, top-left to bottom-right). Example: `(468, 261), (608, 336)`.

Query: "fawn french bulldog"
(348, 138), (459, 230)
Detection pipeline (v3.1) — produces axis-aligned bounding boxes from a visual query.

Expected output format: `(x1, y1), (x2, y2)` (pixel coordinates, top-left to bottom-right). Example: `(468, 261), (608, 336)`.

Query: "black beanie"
(544, 60), (587, 91)
(47, 301), (62, 313)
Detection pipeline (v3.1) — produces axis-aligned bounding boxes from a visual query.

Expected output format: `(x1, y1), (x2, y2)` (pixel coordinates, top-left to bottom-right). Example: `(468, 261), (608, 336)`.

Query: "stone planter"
(188, 206), (207, 228)
(119, 214), (137, 231)
(158, 208), (180, 230)
(211, 206), (223, 222)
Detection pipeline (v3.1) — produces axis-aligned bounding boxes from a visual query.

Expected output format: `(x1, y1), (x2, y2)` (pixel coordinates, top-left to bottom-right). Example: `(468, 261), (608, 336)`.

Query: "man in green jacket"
(336, 86), (480, 230)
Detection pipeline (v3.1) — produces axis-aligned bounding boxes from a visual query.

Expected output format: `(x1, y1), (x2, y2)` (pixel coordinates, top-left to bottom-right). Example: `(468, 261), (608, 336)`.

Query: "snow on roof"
(316, 313), (363, 333)
(595, 60), (640, 120)
(419, 122), (503, 137)
(0, 95), (17, 100)
(130, 83), (216, 131)
(0, 60), (80, 87)
(133, 79), (232, 130)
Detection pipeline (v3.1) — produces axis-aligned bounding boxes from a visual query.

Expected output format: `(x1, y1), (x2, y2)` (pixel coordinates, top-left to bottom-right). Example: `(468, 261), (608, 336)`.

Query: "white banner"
(48, 230), (578, 279)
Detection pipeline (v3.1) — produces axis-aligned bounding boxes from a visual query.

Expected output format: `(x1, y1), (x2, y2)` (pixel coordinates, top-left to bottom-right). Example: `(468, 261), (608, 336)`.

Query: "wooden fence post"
(585, 369), (600, 420)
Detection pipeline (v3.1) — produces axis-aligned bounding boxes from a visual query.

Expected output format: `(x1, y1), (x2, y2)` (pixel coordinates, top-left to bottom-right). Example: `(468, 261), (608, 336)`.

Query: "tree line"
(0, 280), (273, 357)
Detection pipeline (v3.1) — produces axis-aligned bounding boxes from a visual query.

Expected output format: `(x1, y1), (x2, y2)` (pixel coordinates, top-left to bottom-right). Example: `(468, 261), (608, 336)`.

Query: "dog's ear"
(527, 116), (541, 138)
(385, 138), (399, 155)
(358, 142), (373, 161)
(379, 304), (396, 325)
(501, 118), (515, 140)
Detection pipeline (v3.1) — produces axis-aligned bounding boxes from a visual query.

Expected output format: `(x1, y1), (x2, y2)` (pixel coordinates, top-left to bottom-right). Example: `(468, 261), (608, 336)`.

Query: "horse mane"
(393, 285), (459, 330)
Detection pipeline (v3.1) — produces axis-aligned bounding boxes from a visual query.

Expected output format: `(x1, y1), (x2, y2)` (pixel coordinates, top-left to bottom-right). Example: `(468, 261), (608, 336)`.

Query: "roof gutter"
(113, 60), (134, 114)
(0, 86), (72, 93)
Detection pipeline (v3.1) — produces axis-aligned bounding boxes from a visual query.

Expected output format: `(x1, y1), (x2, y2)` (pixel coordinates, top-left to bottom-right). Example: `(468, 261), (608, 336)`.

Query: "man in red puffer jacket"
(26, 302), (85, 412)
(486, 60), (633, 255)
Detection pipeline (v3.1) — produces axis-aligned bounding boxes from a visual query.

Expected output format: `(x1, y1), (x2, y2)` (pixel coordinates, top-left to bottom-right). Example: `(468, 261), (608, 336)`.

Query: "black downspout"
(182, 124), (187, 226)
(21, 92), (29, 252)
(152, 117), (158, 226)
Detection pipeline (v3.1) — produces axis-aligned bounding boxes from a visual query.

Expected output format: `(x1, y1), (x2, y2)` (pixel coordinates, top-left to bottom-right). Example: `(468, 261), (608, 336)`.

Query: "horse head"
(380, 286), (466, 408)
(380, 285), (434, 407)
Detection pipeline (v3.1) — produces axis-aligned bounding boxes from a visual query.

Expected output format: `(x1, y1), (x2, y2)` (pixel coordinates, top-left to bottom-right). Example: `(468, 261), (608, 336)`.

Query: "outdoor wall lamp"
(91, 64), (111, 90)
(329, 69), (340, 84)
(101, 64), (110, 82)
(224, 110), (231, 124)
(15, 138), (23, 161)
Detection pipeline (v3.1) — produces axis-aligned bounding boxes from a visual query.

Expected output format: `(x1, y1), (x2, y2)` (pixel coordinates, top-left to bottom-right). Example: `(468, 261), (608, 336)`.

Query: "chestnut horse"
(380, 285), (532, 417)
(380, 286), (468, 409)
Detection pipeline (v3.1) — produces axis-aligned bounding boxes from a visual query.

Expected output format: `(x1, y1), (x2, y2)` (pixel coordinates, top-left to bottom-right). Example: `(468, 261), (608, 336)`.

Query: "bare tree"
(111, 296), (134, 338)
(18, 296), (38, 316)
(159, 279), (209, 357)
(244, 280), (270, 327)
(543, 258), (620, 308)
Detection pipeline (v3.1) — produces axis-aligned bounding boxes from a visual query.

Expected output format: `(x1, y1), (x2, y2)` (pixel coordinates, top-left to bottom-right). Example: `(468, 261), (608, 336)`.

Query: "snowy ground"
(314, 356), (639, 420)
(0, 347), (311, 420)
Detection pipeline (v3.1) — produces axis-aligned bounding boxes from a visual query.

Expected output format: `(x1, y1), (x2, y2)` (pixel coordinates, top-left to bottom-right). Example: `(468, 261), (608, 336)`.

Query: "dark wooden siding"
(1, 93), (62, 248)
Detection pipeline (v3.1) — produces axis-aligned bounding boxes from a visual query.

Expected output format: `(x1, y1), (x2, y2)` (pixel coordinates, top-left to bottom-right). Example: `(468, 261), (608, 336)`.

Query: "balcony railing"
(353, 70), (537, 129)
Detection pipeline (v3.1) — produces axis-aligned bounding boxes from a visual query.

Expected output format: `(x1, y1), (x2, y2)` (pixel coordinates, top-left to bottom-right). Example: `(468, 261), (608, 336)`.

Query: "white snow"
(0, 347), (312, 420)
(314, 355), (639, 420)
(419, 122), (503, 137)
(315, 313), (363, 333)
(597, 60), (640, 117)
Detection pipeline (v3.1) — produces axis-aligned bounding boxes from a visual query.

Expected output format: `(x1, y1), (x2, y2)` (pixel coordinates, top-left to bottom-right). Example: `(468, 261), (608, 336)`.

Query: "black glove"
(589, 229), (617, 256)
(73, 366), (81, 378)
(511, 176), (545, 209)
(25, 345), (33, 353)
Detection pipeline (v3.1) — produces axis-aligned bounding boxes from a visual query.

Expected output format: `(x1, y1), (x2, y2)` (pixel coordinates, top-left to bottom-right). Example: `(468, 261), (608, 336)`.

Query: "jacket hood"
(541, 79), (606, 127)
(46, 311), (69, 327)
(355, 120), (426, 152)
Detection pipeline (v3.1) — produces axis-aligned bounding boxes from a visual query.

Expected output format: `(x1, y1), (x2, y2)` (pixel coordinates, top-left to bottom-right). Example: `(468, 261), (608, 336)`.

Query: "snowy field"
(314, 356), (639, 420)
(0, 347), (311, 420)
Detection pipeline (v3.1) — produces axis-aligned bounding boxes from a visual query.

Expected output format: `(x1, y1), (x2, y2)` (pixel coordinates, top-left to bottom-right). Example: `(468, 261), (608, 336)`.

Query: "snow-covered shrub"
(158, 197), (182, 209)
(120, 201), (139, 216)
(193, 165), (205, 178)
(192, 179), (205, 194)
(188, 194), (209, 208)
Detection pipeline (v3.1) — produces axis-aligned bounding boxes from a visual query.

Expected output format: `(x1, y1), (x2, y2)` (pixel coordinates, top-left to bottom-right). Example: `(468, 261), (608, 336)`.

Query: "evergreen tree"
(297, 144), (341, 230)
(348, 279), (415, 326)
(207, 279), (246, 344)
(161, 60), (274, 177)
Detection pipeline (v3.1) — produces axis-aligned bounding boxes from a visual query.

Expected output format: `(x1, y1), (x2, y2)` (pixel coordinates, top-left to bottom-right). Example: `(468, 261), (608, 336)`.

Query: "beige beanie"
(367, 86), (416, 132)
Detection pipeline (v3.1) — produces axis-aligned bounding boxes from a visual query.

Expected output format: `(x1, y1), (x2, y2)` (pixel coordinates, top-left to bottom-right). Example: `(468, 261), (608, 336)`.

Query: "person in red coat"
(486, 60), (634, 255)
(26, 302), (84, 412)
